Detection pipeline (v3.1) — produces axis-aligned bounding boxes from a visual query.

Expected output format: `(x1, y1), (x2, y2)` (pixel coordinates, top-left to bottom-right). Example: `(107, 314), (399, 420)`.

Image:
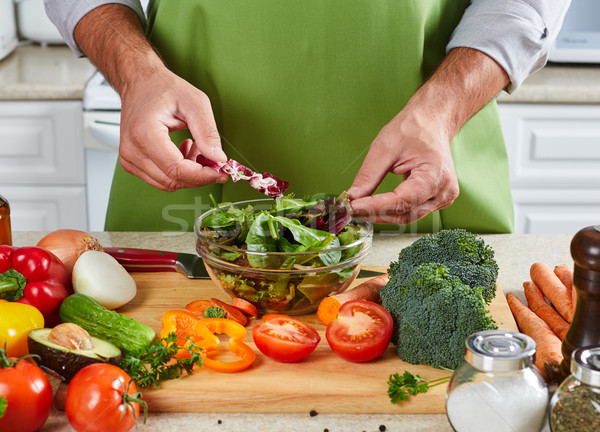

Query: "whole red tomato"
(0, 351), (53, 432)
(252, 314), (320, 362)
(65, 364), (146, 432)
(326, 300), (393, 362)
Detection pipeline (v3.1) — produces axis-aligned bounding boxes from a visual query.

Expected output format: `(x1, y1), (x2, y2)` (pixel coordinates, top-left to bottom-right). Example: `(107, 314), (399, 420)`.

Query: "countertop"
(1, 45), (600, 104)
(12, 231), (574, 432)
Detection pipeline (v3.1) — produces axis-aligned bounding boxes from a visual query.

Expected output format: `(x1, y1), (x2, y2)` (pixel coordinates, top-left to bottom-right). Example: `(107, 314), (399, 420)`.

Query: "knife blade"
(104, 247), (385, 279)
(104, 247), (210, 278)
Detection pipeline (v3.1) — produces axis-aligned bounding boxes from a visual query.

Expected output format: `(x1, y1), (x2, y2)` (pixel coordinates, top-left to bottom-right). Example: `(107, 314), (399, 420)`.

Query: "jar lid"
(465, 330), (536, 372)
(571, 347), (600, 387)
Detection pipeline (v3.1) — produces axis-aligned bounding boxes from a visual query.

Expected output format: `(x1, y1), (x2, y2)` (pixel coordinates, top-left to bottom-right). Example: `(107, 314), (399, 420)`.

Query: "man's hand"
(348, 105), (459, 225)
(349, 47), (510, 225)
(118, 69), (228, 191)
(74, 4), (228, 191)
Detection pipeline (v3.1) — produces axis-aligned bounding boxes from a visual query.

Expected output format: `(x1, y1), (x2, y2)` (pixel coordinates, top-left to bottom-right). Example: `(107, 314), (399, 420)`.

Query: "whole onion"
(37, 229), (104, 274)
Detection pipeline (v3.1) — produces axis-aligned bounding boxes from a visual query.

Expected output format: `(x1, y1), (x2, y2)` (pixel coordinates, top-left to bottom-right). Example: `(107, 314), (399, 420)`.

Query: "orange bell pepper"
(200, 318), (255, 373)
(160, 311), (255, 372)
(160, 310), (219, 359)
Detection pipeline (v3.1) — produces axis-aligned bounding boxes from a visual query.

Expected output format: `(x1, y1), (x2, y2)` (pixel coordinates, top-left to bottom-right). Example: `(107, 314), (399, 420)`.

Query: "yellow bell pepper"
(0, 300), (44, 357)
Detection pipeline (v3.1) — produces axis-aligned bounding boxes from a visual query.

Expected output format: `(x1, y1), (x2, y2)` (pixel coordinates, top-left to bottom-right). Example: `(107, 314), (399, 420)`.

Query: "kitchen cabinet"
(498, 103), (600, 234)
(0, 100), (87, 231)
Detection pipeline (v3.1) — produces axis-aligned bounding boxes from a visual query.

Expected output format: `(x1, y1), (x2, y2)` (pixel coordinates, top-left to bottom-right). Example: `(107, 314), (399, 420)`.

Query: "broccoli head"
(391, 228), (498, 303)
(380, 262), (497, 370)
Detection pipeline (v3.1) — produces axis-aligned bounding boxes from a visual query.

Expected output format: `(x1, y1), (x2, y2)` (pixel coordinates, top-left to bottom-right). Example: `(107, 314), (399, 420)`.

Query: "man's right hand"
(74, 4), (228, 191)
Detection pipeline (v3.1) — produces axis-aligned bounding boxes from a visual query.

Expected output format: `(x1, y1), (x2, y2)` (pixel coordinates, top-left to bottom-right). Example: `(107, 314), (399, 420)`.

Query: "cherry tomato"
(0, 353), (53, 432)
(65, 364), (146, 432)
(325, 300), (393, 362)
(252, 315), (320, 362)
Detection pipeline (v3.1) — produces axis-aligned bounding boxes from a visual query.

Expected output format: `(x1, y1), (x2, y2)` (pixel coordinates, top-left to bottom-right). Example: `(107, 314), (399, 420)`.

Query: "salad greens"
(198, 192), (367, 313)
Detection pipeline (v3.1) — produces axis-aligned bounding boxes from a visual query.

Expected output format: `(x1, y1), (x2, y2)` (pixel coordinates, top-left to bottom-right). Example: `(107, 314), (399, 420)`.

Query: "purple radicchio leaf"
(314, 191), (353, 234)
(197, 155), (289, 198)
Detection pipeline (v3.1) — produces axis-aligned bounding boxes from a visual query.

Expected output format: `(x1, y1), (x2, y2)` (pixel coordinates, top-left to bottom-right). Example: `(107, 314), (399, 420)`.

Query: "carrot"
(523, 281), (570, 341)
(316, 273), (389, 325)
(231, 297), (258, 318)
(554, 264), (577, 318)
(506, 293), (564, 383)
(553, 265), (573, 292)
(530, 262), (574, 323)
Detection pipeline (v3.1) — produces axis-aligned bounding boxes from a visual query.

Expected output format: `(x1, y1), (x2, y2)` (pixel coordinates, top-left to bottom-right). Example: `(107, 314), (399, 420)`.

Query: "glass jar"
(0, 194), (12, 246)
(446, 330), (549, 432)
(549, 346), (600, 432)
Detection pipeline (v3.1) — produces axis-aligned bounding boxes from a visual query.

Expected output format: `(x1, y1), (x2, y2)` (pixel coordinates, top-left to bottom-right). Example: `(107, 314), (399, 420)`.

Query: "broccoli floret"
(380, 262), (496, 370)
(204, 306), (227, 318)
(391, 228), (498, 303)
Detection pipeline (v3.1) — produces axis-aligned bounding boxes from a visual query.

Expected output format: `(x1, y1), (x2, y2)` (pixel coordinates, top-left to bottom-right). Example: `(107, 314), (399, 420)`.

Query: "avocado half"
(28, 328), (122, 382)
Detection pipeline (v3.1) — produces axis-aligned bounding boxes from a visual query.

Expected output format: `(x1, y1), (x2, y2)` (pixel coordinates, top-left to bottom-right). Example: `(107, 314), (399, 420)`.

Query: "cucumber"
(59, 293), (156, 354)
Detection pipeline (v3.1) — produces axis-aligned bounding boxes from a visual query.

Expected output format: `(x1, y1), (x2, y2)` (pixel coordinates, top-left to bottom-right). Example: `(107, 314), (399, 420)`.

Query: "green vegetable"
(387, 370), (451, 404)
(0, 395), (6, 418)
(390, 228), (498, 303)
(381, 262), (497, 369)
(59, 293), (156, 355)
(120, 333), (203, 388)
(203, 306), (227, 318)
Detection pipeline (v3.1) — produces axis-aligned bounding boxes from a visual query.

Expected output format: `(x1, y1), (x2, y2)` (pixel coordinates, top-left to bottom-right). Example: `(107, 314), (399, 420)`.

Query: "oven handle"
(89, 120), (120, 150)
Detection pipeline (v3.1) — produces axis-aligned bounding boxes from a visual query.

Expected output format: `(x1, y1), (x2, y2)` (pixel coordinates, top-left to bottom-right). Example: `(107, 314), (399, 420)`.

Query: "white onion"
(72, 250), (137, 309)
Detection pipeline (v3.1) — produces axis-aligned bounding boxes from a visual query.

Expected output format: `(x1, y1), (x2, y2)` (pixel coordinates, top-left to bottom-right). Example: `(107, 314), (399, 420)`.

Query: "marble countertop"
(11, 231), (573, 432)
(1, 45), (600, 104)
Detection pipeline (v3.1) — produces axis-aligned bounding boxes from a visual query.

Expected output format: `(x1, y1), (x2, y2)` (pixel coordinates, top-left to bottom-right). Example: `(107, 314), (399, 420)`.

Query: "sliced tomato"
(325, 300), (393, 363)
(252, 315), (320, 363)
(231, 297), (258, 318)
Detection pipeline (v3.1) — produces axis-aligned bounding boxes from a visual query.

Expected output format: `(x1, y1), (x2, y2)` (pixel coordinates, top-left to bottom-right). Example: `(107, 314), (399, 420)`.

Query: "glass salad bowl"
(194, 197), (373, 315)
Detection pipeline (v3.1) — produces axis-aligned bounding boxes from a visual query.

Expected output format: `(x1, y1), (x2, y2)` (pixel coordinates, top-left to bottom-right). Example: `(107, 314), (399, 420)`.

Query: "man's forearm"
(73, 4), (164, 95)
(407, 47), (510, 141)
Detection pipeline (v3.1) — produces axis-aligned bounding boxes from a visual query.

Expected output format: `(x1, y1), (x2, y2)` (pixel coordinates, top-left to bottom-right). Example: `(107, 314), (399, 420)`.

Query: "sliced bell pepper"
(160, 310), (219, 359)
(0, 300), (44, 357)
(200, 318), (255, 373)
(0, 246), (71, 327)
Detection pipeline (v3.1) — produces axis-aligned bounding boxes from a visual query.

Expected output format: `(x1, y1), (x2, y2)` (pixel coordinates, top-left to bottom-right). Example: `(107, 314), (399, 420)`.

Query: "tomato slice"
(252, 316), (320, 363)
(325, 300), (393, 363)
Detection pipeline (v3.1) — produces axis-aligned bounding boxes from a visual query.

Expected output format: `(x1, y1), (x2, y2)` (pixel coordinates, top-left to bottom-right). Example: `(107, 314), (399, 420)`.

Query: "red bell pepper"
(0, 245), (72, 327)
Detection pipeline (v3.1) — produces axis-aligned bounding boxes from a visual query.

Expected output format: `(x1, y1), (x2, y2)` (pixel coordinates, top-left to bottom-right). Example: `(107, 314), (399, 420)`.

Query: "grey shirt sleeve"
(447, 0), (571, 93)
(43, 0), (146, 58)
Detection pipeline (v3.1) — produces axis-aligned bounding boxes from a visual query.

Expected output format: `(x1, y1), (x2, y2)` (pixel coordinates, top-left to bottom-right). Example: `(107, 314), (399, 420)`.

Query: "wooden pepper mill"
(561, 225), (600, 379)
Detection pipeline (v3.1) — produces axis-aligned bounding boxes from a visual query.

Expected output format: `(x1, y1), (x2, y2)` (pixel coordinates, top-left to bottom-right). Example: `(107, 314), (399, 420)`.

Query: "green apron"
(105, 0), (514, 234)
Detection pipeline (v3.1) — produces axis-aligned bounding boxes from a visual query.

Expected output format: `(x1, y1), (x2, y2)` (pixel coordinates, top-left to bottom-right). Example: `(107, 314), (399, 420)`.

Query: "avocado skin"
(28, 329), (121, 382)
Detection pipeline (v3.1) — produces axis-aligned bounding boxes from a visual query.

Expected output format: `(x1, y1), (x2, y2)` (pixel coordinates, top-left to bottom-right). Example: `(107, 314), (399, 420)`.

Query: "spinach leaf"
(319, 236), (342, 266)
(270, 216), (333, 249)
(246, 212), (278, 268)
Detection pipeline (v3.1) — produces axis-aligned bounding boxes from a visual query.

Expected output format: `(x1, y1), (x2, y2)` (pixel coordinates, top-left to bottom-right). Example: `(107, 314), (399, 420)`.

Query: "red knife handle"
(104, 247), (178, 273)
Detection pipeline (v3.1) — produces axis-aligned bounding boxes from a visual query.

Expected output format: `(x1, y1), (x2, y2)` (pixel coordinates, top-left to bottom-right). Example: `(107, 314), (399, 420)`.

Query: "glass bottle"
(549, 346), (600, 432)
(0, 194), (12, 246)
(445, 330), (549, 432)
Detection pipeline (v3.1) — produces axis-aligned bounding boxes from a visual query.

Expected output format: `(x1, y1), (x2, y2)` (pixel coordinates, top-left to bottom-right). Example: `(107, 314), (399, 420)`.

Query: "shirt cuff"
(44, 0), (147, 58)
(447, 0), (562, 93)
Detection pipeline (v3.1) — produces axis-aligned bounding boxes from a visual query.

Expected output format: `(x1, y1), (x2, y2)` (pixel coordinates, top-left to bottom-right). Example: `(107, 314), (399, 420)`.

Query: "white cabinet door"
(498, 103), (600, 234)
(2, 185), (87, 231)
(0, 101), (84, 184)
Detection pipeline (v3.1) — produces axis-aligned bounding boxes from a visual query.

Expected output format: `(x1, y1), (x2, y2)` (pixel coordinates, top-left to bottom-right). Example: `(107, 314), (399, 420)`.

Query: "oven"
(82, 71), (121, 231)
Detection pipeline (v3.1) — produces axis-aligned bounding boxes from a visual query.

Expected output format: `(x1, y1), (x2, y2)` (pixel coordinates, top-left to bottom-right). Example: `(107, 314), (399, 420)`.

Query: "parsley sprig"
(120, 333), (203, 388)
(387, 370), (452, 404)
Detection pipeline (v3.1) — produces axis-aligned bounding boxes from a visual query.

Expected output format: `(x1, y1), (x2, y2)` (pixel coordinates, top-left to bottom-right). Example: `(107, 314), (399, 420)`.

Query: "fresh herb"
(204, 306), (227, 318)
(0, 395), (6, 418)
(387, 370), (451, 404)
(120, 333), (203, 388)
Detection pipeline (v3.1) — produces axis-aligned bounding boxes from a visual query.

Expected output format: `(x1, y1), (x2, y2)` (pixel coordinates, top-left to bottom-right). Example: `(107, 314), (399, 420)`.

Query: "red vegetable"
(325, 300), (393, 363)
(0, 245), (71, 326)
(65, 363), (147, 432)
(0, 347), (53, 432)
(252, 315), (320, 362)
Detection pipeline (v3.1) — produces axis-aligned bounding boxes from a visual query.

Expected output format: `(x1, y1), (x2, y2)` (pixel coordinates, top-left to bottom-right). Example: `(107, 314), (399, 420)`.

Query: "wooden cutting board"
(55, 267), (517, 414)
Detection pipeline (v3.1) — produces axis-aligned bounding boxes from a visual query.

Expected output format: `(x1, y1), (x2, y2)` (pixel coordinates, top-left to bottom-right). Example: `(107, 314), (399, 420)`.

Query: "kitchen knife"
(104, 247), (385, 279)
